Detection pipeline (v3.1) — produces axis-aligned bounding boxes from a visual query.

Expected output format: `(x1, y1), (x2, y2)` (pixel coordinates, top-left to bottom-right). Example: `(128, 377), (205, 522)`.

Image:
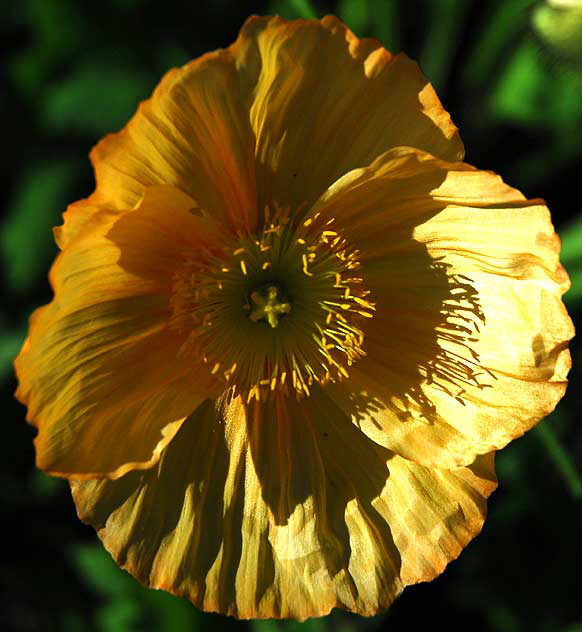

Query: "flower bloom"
(15, 15), (573, 620)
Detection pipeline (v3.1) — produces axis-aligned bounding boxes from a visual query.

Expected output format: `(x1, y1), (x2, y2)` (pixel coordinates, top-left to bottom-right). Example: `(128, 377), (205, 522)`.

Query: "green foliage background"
(1, 1), (581, 631)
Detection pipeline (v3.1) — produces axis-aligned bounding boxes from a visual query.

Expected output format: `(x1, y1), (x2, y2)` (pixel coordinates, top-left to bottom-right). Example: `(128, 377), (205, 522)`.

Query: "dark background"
(1, 1), (581, 631)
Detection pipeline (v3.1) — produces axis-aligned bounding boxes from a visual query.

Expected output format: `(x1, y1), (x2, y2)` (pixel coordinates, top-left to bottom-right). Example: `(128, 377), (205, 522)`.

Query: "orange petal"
(58, 50), (257, 249)
(15, 186), (220, 479)
(312, 147), (573, 468)
(230, 15), (463, 214)
(71, 390), (496, 620)
(54, 197), (112, 250)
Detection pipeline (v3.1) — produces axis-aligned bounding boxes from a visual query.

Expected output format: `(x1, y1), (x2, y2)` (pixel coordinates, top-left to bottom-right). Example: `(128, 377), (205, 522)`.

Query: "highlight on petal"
(15, 186), (222, 479)
(71, 391), (496, 620)
(230, 15), (464, 213)
(310, 147), (573, 468)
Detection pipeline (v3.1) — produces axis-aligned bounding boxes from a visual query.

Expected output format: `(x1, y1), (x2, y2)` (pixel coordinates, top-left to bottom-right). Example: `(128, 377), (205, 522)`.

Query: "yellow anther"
(302, 254), (313, 276)
(353, 296), (374, 308)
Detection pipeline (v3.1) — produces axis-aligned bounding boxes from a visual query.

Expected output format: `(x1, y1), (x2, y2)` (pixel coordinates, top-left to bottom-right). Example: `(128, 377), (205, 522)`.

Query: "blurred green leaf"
(72, 545), (142, 632)
(463, 0), (533, 87)
(253, 620), (328, 632)
(155, 43), (191, 74)
(43, 65), (151, 136)
(286, 620), (328, 632)
(1, 159), (76, 293)
(338, 0), (371, 35)
(71, 544), (202, 631)
(559, 214), (582, 305)
(487, 603), (521, 632)
(534, 417), (582, 500)
(368, 0), (399, 51)
(0, 329), (25, 381)
(486, 36), (582, 186)
(489, 39), (582, 152)
(143, 589), (203, 632)
(268, 0), (318, 19)
(29, 469), (66, 499)
(494, 440), (537, 524)
(59, 610), (87, 632)
(420, 0), (471, 90)
(72, 544), (136, 598)
(11, 0), (82, 94)
(25, 0), (80, 54)
(289, 0), (317, 19)
(99, 599), (141, 632)
(490, 40), (545, 125)
(495, 443), (527, 483)
(560, 214), (582, 262)
(252, 622), (281, 632)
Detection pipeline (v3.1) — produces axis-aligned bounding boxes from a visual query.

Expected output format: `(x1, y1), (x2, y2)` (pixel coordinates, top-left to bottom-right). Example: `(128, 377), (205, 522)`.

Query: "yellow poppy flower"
(15, 15), (573, 620)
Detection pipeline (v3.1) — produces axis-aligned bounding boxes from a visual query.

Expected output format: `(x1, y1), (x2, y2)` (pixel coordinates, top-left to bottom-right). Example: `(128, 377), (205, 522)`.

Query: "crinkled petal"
(15, 186), (220, 479)
(311, 147), (573, 468)
(230, 15), (464, 214)
(71, 390), (496, 620)
(58, 50), (257, 248)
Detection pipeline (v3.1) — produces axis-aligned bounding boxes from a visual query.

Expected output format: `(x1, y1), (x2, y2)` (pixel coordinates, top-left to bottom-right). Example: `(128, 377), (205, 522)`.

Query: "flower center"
(171, 209), (374, 401)
(248, 285), (291, 328)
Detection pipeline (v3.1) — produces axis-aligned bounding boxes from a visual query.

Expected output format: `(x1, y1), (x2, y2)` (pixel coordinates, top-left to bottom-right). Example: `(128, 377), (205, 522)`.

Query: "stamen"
(170, 208), (374, 401)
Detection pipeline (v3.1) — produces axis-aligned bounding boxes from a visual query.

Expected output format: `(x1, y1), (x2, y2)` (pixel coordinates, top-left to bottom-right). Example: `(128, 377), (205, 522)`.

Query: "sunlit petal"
(231, 15), (463, 213)
(72, 391), (495, 619)
(15, 186), (220, 478)
(312, 147), (572, 467)
(59, 51), (257, 247)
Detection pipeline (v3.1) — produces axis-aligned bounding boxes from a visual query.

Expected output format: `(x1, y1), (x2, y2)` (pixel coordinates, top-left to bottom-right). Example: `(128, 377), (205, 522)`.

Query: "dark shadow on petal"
(353, 254), (491, 426)
(70, 399), (240, 606)
(246, 391), (402, 597)
(314, 155), (493, 428)
(235, 18), (463, 219)
(243, 153), (495, 600)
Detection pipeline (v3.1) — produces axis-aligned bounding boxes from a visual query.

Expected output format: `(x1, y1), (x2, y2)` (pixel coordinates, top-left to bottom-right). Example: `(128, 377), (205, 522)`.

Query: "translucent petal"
(15, 186), (220, 478)
(58, 51), (257, 248)
(231, 15), (464, 214)
(312, 147), (573, 467)
(71, 391), (496, 619)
